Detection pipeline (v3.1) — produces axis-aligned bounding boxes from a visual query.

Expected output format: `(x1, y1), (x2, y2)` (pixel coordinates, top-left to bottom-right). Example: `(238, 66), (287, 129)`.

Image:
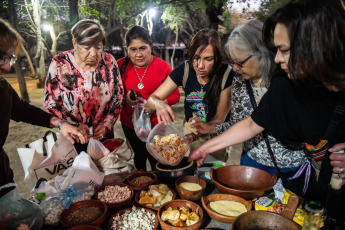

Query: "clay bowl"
(201, 193), (252, 223)
(175, 175), (206, 201)
(156, 157), (197, 187)
(134, 186), (176, 211)
(157, 199), (204, 230)
(67, 225), (103, 230)
(60, 200), (107, 229)
(126, 171), (158, 190)
(108, 206), (158, 230)
(94, 182), (134, 209)
(210, 165), (277, 200)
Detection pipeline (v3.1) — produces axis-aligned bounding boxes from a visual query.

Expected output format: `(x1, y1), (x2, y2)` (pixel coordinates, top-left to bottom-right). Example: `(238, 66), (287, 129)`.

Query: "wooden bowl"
(134, 187), (176, 211)
(157, 199), (204, 230)
(210, 166), (277, 199)
(60, 200), (107, 229)
(108, 206), (158, 230)
(201, 193), (252, 223)
(94, 182), (134, 209)
(126, 171), (158, 190)
(175, 175), (206, 201)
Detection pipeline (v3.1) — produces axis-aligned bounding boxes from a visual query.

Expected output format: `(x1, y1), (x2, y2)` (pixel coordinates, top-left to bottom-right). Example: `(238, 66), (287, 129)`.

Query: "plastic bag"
(54, 151), (104, 191)
(196, 155), (226, 181)
(146, 122), (190, 166)
(133, 97), (151, 142)
(40, 183), (94, 226)
(87, 137), (110, 160)
(0, 183), (43, 230)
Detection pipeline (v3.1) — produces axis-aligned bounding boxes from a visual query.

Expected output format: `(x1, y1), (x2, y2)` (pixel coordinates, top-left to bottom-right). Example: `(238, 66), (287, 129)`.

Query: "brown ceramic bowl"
(201, 193), (252, 223)
(108, 206), (158, 230)
(134, 186), (176, 211)
(157, 199), (204, 230)
(94, 182), (134, 209)
(175, 175), (206, 201)
(60, 200), (107, 229)
(126, 171), (158, 190)
(210, 166), (277, 200)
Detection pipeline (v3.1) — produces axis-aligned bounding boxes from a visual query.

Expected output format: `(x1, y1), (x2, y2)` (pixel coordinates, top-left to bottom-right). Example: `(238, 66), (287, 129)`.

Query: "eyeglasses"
(227, 55), (253, 68)
(0, 54), (17, 66)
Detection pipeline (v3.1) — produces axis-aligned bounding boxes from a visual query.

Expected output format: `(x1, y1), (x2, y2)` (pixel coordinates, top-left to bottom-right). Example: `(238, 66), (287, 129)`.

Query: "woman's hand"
(93, 124), (109, 140)
(148, 96), (176, 123)
(191, 117), (216, 135)
(59, 122), (87, 144)
(125, 91), (137, 108)
(188, 146), (208, 169)
(329, 143), (345, 178)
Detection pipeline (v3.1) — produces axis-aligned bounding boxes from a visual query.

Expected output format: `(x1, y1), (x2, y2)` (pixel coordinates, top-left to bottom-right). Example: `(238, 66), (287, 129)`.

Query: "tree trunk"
(170, 25), (179, 69)
(165, 28), (172, 65)
(13, 57), (30, 102)
(9, 0), (30, 101)
(32, 0), (46, 88)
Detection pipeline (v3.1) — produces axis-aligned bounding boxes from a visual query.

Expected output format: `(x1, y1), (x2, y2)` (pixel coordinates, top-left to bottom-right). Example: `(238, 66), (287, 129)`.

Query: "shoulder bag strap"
(221, 65), (232, 90)
(182, 60), (189, 88)
(120, 56), (130, 77)
(245, 80), (281, 177)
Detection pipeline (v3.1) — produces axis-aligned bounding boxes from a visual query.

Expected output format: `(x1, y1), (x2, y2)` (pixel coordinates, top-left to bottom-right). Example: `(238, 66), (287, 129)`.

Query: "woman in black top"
(189, 0), (345, 203)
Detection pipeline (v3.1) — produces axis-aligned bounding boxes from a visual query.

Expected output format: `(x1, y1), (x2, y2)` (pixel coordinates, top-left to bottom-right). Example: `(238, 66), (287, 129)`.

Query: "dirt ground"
(3, 73), (241, 199)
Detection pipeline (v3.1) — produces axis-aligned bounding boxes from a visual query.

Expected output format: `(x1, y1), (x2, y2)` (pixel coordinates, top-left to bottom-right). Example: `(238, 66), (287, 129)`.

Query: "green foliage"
(80, 6), (107, 19)
(254, 0), (289, 22)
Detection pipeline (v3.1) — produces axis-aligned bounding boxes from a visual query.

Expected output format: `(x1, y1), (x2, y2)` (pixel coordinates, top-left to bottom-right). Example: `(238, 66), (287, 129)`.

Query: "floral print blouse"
(44, 50), (124, 132)
(215, 74), (307, 168)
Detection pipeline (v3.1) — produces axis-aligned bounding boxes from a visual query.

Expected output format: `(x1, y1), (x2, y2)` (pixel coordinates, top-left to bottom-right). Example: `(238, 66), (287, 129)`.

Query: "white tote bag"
(17, 131), (79, 190)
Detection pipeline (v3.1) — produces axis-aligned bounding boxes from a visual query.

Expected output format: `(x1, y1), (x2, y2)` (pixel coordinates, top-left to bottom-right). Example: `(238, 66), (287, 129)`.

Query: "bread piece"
(184, 120), (198, 134)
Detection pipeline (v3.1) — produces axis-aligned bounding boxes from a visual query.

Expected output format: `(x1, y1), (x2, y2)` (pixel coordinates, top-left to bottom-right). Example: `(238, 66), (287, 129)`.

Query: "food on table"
(97, 185), (131, 203)
(179, 182), (202, 191)
(184, 120), (198, 134)
(209, 200), (247, 217)
(161, 205), (200, 227)
(111, 206), (156, 230)
(130, 175), (153, 185)
(66, 206), (103, 226)
(151, 134), (186, 164)
(139, 184), (173, 207)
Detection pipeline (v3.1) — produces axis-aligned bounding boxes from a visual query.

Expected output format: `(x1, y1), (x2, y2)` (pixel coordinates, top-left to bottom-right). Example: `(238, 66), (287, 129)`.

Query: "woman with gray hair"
(44, 19), (124, 151)
(193, 20), (307, 180)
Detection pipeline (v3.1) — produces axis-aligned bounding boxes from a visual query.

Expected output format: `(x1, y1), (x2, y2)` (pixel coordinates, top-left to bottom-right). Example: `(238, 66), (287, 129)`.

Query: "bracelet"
(58, 120), (68, 130)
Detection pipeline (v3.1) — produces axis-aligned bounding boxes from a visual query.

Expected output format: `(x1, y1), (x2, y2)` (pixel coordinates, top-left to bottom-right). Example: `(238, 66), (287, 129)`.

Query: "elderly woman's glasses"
(0, 54), (17, 66)
(227, 55), (252, 68)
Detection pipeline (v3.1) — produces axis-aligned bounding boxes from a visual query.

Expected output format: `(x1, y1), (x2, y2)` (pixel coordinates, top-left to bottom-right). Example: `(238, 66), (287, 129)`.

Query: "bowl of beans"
(94, 182), (134, 209)
(126, 171), (157, 190)
(108, 206), (158, 230)
(60, 200), (107, 229)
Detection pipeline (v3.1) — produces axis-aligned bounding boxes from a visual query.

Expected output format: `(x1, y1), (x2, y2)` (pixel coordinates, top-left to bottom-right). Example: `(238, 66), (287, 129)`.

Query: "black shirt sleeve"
(169, 62), (186, 87)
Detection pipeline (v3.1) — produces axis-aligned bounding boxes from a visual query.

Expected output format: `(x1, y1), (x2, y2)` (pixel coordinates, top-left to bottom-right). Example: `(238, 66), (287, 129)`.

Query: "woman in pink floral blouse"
(44, 19), (123, 151)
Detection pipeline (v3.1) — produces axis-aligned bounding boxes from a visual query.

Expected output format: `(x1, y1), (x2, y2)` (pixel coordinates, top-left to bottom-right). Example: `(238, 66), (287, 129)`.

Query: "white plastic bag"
(54, 151), (104, 191)
(133, 97), (151, 142)
(87, 137), (110, 160)
(146, 122), (190, 166)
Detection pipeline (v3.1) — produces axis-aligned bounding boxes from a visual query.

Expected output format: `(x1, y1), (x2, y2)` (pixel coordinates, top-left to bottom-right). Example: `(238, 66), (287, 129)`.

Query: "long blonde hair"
(0, 18), (24, 55)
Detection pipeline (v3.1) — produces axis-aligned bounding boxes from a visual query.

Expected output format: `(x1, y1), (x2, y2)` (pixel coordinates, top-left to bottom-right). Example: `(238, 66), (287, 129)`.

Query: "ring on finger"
(338, 167), (344, 174)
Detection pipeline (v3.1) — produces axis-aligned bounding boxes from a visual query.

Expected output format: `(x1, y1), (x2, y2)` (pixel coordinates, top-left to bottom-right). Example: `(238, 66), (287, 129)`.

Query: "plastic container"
(146, 122), (190, 166)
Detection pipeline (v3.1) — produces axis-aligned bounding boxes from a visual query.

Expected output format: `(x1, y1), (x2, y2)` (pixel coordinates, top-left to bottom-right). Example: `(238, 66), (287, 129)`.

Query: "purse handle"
(24, 131), (58, 157)
(245, 80), (281, 177)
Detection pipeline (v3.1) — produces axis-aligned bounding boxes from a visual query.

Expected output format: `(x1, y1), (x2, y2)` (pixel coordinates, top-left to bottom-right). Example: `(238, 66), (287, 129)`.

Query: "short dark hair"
(71, 19), (106, 46)
(188, 29), (225, 121)
(125, 26), (152, 47)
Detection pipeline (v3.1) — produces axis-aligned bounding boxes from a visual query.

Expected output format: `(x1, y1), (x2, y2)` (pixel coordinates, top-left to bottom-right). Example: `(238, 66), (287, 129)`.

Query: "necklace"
(134, 65), (148, 89)
(199, 84), (206, 98)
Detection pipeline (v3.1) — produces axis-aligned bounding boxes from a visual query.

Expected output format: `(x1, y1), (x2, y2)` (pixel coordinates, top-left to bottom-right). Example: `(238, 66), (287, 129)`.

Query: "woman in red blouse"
(117, 26), (180, 170)
(44, 19), (124, 152)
